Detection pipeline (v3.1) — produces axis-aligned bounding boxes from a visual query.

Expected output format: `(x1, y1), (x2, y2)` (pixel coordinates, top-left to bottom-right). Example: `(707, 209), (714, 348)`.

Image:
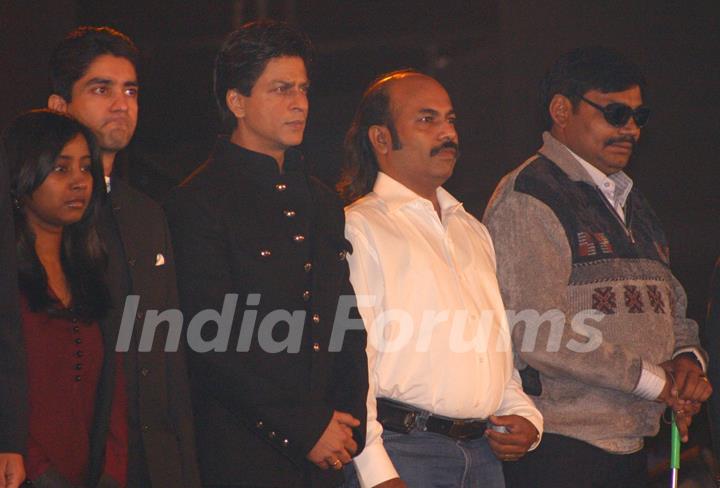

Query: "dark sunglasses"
(580, 96), (651, 128)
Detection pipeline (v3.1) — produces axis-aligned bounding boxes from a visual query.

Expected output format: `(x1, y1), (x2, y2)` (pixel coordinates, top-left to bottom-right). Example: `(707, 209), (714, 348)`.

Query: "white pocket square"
(155, 253), (166, 266)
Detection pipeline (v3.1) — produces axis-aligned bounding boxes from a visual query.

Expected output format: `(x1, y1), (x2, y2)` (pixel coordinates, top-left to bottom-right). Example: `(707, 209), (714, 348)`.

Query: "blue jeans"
(345, 430), (505, 488)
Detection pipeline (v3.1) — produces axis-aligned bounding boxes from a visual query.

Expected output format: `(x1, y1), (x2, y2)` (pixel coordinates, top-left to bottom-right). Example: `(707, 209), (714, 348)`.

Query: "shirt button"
(282, 438), (289, 447)
(338, 250), (347, 260)
(304, 262), (312, 272)
(260, 249), (272, 258)
(275, 183), (287, 192)
(283, 210), (296, 218)
(75, 363), (83, 370)
(141, 368), (150, 377)
(302, 290), (311, 301)
(74, 338), (82, 345)
(268, 431), (277, 439)
(312, 313), (320, 324)
(74, 375), (82, 382)
(141, 425), (150, 433)
(256, 420), (264, 429)
(76, 351), (84, 358)
(312, 342), (320, 352)
(71, 317), (78, 324)
(72, 326), (80, 333)
(293, 234), (305, 243)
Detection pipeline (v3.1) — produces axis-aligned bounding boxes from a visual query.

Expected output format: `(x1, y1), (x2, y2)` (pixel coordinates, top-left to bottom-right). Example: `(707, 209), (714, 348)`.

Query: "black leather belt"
(376, 398), (487, 441)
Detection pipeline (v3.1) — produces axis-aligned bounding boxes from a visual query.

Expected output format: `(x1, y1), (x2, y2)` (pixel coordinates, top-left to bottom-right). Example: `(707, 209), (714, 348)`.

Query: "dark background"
(2, 0), (719, 324)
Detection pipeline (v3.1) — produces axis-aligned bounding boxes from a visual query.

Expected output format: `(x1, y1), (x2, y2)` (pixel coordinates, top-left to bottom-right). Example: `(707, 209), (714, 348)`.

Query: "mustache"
(430, 140), (460, 158)
(104, 115), (132, 124)
(604, 136), (637, 150)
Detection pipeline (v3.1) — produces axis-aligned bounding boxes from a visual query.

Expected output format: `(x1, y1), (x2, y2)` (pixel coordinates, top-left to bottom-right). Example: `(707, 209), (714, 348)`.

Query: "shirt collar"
(565, 146), (634, 208)
(372, 171), (463, 214)
(539, 132), (633, 207)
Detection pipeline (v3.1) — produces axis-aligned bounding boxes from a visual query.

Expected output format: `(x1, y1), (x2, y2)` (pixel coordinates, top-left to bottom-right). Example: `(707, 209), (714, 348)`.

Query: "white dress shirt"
(345, 172), (543, 487)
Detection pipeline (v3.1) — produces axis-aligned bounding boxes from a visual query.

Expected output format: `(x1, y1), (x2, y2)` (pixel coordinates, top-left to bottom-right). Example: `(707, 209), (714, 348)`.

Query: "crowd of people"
(0, 19), (714, 488)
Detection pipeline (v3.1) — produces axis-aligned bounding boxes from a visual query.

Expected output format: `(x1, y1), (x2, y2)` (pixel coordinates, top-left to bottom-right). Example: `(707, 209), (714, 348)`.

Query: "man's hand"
(674, 401), (702, 443)
(485, 415), (539, 462)
(0, 453), (25, 488)
(373, 478), (408, 488)
(307, 411), (360, 470)
(658, 357), (712, 415)
(671, 355), (712, 404)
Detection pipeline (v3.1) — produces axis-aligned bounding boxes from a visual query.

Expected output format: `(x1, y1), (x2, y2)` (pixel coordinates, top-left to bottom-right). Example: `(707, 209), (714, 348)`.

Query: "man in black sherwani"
(165, 20), (368, 488)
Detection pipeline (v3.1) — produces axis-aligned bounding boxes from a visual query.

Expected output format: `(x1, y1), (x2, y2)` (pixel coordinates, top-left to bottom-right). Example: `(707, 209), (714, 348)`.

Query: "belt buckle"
(376, 398), (420, 434)
(447, 419), (467, 440)
(448, 419), (485, 440)
(403, 411), (418, 431)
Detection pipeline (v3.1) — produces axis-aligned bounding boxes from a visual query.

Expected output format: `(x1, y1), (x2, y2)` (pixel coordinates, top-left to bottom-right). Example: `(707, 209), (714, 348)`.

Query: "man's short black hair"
(540, 46), (647, 129)
(49, 26), (139, 102)
(213, 20), (313, 127)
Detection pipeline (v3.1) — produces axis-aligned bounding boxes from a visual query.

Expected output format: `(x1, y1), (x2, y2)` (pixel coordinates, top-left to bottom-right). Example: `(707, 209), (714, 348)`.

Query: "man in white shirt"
(337, 70), (542, 488)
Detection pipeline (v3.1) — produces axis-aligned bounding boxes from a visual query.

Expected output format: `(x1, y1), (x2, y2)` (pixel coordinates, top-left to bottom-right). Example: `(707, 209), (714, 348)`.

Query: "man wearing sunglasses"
(483, 46), (711, 487)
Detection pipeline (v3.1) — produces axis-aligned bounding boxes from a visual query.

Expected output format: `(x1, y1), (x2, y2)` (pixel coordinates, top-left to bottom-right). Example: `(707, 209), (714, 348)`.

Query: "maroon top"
(21, 294), (128, 486)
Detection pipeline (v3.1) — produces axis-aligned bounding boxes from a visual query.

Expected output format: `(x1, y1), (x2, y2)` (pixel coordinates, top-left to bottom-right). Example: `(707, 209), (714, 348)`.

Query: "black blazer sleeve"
(317, 191), (368, 455)
(328, 274), (368, 454)
(0, 154), (27, 454)
(158, 215), (202, 487)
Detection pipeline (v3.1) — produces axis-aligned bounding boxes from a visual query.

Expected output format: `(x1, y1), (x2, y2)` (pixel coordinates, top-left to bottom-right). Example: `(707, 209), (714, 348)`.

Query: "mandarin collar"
(214, 136), (306, 179)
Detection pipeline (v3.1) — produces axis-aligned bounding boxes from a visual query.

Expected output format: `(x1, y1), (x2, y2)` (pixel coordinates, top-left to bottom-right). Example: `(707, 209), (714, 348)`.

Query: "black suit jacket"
(90, 178), (201, 488)
(165, 139), (368, 487)
(0, 154), (26, 455)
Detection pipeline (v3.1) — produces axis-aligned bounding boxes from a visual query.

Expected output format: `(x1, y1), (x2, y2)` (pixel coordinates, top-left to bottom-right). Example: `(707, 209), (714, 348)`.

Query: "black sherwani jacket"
(90, 178), (201, 487)
(165, 139), (368, 488)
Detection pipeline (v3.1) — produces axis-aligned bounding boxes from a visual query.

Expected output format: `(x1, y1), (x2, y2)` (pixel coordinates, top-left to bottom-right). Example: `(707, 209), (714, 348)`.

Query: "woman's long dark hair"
(2, 109), (110, 321)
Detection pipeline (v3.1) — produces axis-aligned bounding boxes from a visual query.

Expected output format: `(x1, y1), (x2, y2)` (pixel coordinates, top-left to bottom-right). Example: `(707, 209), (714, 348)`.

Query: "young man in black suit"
(165, 20), (368, 488)
(48, 26), (200, 487)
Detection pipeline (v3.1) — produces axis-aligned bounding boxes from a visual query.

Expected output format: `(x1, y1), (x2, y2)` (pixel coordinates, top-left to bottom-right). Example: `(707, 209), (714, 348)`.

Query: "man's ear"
(226, 89), (246, 119)
(368, 125), (391, 155)
(48, 94), (68, 113)
(549, 94), (572, 128)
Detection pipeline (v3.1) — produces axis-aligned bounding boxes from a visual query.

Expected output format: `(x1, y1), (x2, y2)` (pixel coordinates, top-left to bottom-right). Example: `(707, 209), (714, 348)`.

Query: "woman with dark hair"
(3, 109), (127, 487)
